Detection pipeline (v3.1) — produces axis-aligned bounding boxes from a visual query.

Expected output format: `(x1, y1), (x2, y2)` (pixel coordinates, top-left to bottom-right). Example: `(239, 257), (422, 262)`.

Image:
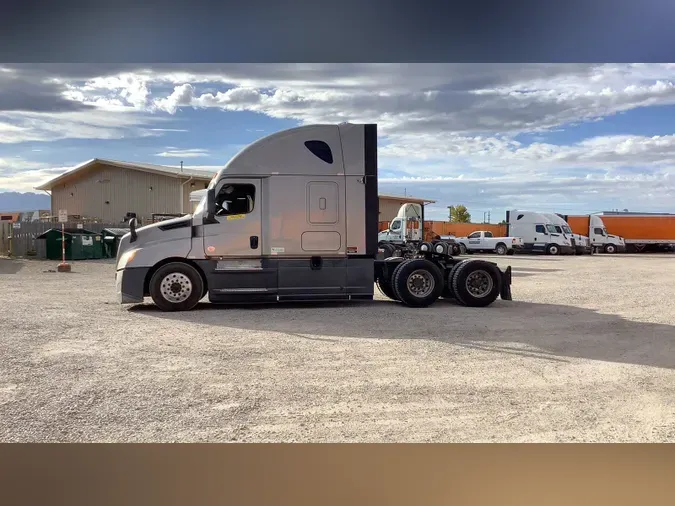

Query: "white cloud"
(0, 109), (167, 144)
(4, 64), (675, 216)
(155, 148), (210, 158)
(0, 166), (72, 192)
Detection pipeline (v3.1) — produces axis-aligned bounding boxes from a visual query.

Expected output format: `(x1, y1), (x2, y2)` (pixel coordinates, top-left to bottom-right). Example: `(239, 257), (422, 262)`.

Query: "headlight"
(117, 249), (137, 270)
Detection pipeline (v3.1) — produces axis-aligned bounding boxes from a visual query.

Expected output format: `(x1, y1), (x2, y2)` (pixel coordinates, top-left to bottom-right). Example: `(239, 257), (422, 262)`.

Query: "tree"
(447, 205), (471, 223)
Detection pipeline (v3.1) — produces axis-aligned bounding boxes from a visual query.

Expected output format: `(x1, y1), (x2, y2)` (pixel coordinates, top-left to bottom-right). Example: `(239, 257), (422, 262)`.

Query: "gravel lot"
(1, 253), (675, 442)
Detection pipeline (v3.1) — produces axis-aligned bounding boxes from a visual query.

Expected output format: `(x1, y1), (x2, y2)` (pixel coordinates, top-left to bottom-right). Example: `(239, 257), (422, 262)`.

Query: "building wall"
(379, 198), (411, 223)
(50, 163), (211, 223)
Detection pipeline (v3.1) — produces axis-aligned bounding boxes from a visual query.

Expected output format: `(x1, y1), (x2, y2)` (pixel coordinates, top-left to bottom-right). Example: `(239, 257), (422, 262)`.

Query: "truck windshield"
(562, 226), (572, 234)
(546, 224), (557, 233)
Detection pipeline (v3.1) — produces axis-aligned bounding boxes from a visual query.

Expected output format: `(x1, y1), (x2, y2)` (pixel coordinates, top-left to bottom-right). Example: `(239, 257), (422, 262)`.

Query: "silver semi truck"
(115, 123), (513, 311)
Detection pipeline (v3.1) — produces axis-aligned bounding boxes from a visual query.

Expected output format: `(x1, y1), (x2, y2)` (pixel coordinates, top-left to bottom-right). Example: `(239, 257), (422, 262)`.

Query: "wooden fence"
(1, 221), (124, 258)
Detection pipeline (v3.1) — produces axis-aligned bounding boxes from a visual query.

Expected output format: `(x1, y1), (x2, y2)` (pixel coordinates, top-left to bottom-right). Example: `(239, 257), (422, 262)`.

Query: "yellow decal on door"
(226, 214), (246, 221)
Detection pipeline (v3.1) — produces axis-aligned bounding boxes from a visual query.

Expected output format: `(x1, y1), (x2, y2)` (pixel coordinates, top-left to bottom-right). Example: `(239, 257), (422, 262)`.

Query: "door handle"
(250, 236), (259, 249)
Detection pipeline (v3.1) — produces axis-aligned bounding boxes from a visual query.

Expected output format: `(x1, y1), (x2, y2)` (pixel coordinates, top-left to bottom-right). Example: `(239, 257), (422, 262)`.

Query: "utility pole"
(180, 161), (184, 172)
(487, 211), (491, 224)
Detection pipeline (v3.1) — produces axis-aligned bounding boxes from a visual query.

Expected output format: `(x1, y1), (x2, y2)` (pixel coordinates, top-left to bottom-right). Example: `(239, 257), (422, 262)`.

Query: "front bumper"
(115, 267), (150, 304)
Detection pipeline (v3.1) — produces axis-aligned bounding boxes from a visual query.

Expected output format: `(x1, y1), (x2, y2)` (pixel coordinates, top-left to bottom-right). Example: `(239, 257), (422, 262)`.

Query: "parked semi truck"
(543, 213), (591, 255)
(377, 202), (461, 257)
(115, 123), (513, 311)
(588, 212), (673, 253)
(453, 230), (524, 255)
(561, 214), (626, 253)
(506, 210), (575, 255)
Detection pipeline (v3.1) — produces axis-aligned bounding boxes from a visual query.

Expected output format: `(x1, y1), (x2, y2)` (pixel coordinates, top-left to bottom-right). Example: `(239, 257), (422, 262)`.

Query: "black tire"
(392, 259), (444, 307)
(380, 242), (396, 258)
(546, 244), (560, 256)
(495, 243), (507, 255)
(149, 262), (204, 312)
(376, 275), (398, 301)
(441, 259), (469, 299)
(451, 260), (502, 307)
(604, 244), (617, 254)
(451, 244), (461, 256)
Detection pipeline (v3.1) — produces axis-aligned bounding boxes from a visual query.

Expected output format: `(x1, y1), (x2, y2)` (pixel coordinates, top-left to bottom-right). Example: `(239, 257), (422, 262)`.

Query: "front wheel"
(149, 262), (204, 312)
(459, 244), (467, 255)
(604, 244), (617, 254)
(546, 244), (560, 256)
(495, 243), (507, 255)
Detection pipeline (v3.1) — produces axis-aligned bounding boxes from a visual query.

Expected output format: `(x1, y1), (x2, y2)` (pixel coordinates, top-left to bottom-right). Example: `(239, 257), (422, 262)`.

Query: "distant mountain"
(0, 192), (51, 212)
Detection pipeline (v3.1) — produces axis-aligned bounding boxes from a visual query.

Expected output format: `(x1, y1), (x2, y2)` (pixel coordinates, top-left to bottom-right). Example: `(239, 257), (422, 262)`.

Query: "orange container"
(600, 215), (675, 242)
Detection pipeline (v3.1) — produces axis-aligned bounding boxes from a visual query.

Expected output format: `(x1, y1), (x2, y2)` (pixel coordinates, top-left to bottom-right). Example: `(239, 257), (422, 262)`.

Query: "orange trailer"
(563, 212), (675, 253)
(599, 213), (675, 252)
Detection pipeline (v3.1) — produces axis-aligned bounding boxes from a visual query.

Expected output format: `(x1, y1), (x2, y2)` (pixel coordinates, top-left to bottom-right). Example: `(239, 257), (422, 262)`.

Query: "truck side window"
(304, 140), (333, 164)
(215, 184), (255, 216)
(535, 225), (546, 234)
(468, 232), (480, 239)
(390, 220), (401, 231)
(594, 227), (604, 235)
(484, 232), (493, 238)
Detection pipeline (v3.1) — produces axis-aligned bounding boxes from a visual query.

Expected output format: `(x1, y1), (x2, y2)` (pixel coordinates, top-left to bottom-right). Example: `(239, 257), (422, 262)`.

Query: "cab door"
(201, 178), (275, 299)
(203, 178), (262, 257)
(467, 231), (482, 249)
(388, 218), (403, 242)
(532, 224), (549, 252)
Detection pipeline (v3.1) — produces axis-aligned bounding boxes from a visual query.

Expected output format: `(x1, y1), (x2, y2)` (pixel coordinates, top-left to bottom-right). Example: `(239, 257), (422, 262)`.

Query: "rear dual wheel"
(392, 259), (444, 307)
(447, 259), (502, 307)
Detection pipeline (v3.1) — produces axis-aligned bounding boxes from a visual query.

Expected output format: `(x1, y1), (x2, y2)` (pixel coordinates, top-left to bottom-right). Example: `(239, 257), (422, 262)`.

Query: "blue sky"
(1, 63), (675, 221)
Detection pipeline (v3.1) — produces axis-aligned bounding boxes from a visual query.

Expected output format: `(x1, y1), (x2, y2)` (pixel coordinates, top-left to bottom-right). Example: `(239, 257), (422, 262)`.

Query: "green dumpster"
(36, 228), (104, 260)
(101, 227), (130, 258)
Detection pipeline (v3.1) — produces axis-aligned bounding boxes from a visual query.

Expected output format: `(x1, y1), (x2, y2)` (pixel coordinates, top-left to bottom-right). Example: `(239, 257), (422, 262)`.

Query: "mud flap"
(500, 266), (512, 300)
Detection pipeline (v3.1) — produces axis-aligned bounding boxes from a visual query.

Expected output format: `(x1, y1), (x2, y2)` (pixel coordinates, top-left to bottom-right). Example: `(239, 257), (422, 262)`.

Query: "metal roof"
(377, 193), (436, 204)
(101, 227), (131, 236)
(35, 158), (215, 191)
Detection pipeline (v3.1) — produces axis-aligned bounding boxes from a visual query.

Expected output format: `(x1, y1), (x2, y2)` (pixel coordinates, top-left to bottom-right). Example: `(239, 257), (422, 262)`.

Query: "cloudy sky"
(1, 63), (675, 220)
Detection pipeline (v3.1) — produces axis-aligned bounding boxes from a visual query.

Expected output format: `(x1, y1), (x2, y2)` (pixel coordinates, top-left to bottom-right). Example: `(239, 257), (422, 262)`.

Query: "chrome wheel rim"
(550, 246), (558, 255)
(406, 269), (435, 298)
(160, 273), (193, 303)
(465, 270), (493, 298)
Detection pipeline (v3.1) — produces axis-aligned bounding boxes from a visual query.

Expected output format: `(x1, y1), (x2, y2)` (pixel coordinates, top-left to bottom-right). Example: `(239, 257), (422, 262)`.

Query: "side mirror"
(205, 188), (216, 222)
(129, 217), (138, 243)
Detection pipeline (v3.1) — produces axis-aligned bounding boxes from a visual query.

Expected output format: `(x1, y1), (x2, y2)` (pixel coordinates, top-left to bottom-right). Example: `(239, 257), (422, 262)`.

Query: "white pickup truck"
(453, 230), (524, 255)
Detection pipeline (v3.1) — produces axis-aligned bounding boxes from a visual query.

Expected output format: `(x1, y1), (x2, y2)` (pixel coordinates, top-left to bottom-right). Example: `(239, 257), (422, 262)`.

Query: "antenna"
(180, 161), (183, 172)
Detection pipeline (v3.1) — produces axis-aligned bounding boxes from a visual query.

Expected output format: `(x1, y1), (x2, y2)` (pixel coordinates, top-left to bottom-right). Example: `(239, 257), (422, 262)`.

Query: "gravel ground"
(1, 253), (675, 442)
